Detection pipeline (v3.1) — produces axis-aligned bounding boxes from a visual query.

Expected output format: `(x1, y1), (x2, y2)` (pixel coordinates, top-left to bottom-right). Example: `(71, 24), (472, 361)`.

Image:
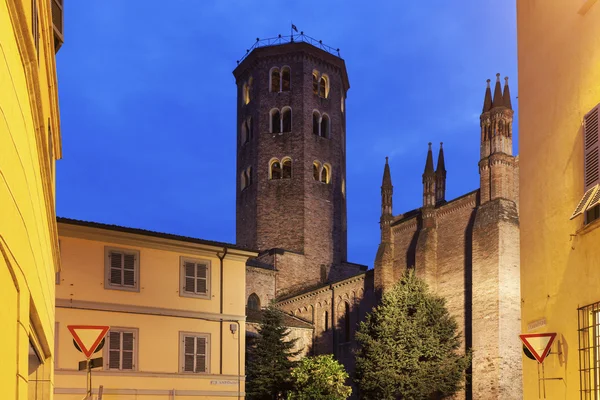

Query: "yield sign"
(519, 333), (557, 363)
(67, 325), (110, 359)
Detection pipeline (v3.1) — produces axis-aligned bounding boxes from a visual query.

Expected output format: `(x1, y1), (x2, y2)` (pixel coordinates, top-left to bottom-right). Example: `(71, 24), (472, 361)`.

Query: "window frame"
(179, 332), (211, 374)
(104, 327), (138, 371)
(179, 257), (211, 299)
(578, 301), (600, 399)
(104, 247), (140, 292)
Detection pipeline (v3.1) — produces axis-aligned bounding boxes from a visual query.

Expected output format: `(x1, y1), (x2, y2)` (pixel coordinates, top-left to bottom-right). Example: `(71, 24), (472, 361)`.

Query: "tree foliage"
(246, 306), (301, 400)
(355, 269), (471, 400)
(288, 354), (352, 400)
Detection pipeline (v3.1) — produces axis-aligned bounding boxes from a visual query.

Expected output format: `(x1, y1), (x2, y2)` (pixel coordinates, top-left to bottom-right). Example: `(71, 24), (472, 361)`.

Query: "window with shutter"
(180, 333), (209, 373)
(571, 104), (600, 222)
(180, 257), (210, 299)
(105, 248), (140, 291)
(105, 329), (137, 371)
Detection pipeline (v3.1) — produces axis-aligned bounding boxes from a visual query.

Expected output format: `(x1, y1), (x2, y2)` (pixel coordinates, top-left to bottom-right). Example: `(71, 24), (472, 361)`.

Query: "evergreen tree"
(288, 354), (352, 400)
(246, 306), (301, 400)
(355, 269), (471, 400)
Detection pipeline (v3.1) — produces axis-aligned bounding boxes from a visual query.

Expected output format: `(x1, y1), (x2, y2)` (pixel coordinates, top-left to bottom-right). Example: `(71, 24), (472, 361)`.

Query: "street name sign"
(67, 325), (110, 359)
(519, 333), (557, 363)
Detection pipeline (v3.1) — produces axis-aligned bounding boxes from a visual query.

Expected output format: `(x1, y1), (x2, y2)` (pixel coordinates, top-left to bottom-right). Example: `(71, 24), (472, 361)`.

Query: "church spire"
(435, 143), (446, 204)
(381, 157), (393, 219)
(503, 76), (512, 110)
(483, 79), (492, 112)
(423, 143), (436, 208)
(424, 142), (435, 174)
(492, 73), (504, 108)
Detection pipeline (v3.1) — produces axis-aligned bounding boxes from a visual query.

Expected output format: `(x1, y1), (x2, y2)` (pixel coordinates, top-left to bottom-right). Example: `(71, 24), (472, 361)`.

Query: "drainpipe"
(217, 248), (228, 375)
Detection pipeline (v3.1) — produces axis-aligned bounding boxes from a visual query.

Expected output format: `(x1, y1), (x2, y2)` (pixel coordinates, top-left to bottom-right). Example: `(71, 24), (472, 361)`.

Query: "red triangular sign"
(519, 333), (557, 363)
(67, 325), (110, 359)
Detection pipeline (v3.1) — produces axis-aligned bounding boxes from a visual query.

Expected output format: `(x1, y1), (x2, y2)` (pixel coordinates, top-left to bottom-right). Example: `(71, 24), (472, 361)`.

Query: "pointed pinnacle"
(436, 142), (446, 173)
(382, 157), (392, 187)
(483, 79), (492, 112)
(424, 143), (435, 174)
(503, 76), (512, 110)
(492, 73), (504, 108)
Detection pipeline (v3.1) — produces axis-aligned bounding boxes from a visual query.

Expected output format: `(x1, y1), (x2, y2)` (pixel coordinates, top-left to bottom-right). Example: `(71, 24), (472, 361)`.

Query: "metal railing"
(237, 32), (341, 64)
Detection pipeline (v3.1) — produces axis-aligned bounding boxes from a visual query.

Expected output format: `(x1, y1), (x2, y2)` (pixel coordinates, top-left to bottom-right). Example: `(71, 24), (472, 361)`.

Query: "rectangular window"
(105, 328), (137, 371)
(180, 257), (210, 299)
(578, 301), (600, 399)
(105, 247), (140, 291)
(571, 104), (600, 222)
(180, 332), (209, 373)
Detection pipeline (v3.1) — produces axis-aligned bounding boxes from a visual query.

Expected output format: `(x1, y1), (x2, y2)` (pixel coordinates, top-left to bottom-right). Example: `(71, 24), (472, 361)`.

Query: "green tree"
(288, 354), (352, 400)
(246, 306), (301, 400)
(355, 269), (471, 400)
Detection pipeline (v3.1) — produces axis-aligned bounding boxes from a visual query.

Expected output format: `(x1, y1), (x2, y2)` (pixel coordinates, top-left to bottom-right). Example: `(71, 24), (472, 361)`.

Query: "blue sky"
(56, 0), (518, 268)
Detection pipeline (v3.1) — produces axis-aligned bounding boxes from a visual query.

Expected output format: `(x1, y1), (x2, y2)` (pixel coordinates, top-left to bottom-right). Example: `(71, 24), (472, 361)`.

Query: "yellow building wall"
(56, 227), (250, 399)
(1, 0), (62, 399)
(517, 0), (600, 398)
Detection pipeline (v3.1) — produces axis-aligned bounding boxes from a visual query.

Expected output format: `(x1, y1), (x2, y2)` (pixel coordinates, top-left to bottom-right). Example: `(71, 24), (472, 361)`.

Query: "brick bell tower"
(233, 37), (350, 292)
(471, 73), (522, 399)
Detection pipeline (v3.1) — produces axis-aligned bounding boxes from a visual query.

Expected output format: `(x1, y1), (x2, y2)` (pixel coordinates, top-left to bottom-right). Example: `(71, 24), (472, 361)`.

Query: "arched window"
(270, 109), (281, 134)
(341, 95), (345, 113)
(241, 121), (247, 145)
(313, 161), (321, 181)
(270, 68), (280, 92)
(247, 117), (253, 141)
(281, 67), (291, 91)
(247, 293), (260, 310)
(270, 159), (282, 179)
(321, 163), (331, 184)
(324, 311), (329, 332)
(282, 158), (292, 179)
(344, 302), (351, 342)
(312, 71), (319, 95)
(243, 77), (253, 105)
(240, 170), (247, 190)
(320, 114), (330, 138)
(312, 111), (320, 135)
(319, 75), (329, 98)
(246, 166), (253, 186)
(282, 107), (292, 133)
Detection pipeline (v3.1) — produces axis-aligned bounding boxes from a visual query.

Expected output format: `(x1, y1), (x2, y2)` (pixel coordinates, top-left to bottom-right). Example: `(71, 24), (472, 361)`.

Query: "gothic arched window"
(320, 114), (330, 138)
(270, 159), (282, 179)
(270, 109), (281, 134)
(313, 161), (321, 181)
(281, 67), (291, 91)
(248, 293), (260, 310)
(282, 158), (292, 179)
(313, 111), (320, 135)
(270, 68), (280, 92)
(282, 107), (292, 133)
(312, 71), (319, 95)
(319, 75), (329, 98)
(324, 311), (329, 332)
(321, 163), (331, 184)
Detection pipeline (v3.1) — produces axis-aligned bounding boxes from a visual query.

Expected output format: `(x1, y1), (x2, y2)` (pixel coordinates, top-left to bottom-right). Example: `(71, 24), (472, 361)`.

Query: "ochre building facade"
(235, 38), (523, 399)
(518, 0), (600, 398)
(55, 218), (257, 399)
(1, 1), (63, 399)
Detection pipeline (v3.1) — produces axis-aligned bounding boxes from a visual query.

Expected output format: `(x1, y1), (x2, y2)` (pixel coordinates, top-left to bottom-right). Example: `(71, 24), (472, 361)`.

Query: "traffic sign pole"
(67, 325), (109, 400)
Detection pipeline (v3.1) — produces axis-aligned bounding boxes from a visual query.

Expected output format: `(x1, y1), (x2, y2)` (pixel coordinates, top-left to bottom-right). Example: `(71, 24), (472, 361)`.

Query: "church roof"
(246, 308), (313, 329)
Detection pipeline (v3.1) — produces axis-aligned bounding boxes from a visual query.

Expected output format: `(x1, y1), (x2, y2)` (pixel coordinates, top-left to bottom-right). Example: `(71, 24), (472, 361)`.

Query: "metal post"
(87, 361), (92, 398)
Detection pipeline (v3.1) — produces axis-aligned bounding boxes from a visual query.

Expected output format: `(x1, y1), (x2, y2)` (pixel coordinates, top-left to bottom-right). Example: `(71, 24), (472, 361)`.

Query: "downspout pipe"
(217, 248), (228, 375)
